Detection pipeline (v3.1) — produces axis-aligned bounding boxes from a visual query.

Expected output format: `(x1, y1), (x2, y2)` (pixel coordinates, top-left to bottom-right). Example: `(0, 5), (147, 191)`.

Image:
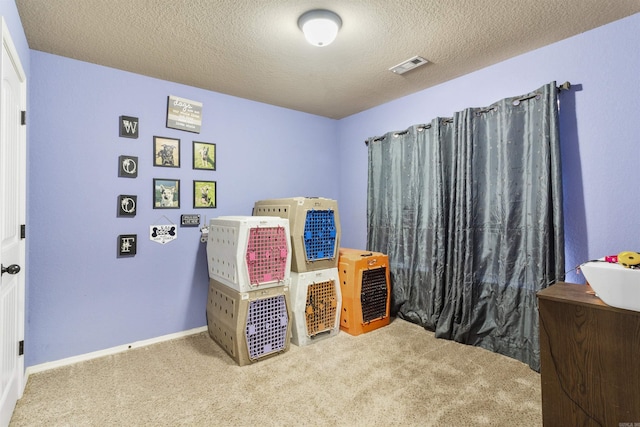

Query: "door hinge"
(18, 340), (24, 356)
(21, 224), (26, 239)
(21, 110), (26, 125)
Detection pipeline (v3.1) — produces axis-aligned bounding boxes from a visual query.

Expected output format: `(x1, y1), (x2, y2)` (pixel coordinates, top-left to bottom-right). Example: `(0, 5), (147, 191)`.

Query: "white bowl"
(580, 260), (640, 312)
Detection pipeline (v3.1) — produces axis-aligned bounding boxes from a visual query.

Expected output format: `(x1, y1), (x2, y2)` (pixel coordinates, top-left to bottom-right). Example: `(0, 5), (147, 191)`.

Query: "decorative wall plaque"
(118, 234), (137, 257)
(166, 95), (202, 133)
(118, 195), (137, 217)
(150, 224), (178, 245)
(119, 115), (139, 138)
(118, 155), (138, 178)
(181, 214), (201, 227)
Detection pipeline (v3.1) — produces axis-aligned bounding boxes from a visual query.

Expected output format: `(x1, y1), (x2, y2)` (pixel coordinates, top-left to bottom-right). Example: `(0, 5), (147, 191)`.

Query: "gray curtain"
(366, 82), (564, 371)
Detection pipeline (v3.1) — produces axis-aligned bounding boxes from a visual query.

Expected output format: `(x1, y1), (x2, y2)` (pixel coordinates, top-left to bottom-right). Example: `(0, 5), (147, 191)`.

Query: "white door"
(0, 16), (27, 427)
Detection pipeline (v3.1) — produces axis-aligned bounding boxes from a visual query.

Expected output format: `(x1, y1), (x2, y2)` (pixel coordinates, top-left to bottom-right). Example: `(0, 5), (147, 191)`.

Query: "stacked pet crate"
(253, 197), (342, 346)
(206, 215), (293, 366)
(337, 248), (391, 336)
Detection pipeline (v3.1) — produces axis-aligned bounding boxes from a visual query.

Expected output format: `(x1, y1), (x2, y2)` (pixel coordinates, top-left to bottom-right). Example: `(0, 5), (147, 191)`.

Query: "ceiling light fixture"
(298, 9), (342, 47)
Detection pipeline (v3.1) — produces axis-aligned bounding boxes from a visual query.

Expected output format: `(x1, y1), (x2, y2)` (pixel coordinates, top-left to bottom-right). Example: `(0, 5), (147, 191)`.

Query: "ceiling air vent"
(389, 56), (428, 75)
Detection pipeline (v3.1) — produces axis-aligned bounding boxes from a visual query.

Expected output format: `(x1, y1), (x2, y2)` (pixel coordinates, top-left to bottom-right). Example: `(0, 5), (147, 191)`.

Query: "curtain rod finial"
(558, 81), (571, 91)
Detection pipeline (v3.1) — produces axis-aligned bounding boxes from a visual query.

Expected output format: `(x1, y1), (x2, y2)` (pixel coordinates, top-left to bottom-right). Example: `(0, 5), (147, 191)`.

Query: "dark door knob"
(1, 264), (21, 275)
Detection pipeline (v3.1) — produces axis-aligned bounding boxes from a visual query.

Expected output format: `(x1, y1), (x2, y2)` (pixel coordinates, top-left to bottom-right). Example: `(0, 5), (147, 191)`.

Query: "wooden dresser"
(537, 282), (640, 426)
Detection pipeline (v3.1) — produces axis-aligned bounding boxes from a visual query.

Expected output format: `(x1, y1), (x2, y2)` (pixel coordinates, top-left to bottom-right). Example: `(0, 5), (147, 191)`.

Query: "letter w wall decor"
(119, 115), (139, 138)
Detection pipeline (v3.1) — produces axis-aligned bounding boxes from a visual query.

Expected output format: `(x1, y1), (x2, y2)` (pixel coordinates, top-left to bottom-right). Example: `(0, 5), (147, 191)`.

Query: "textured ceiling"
(15, 1), (640, 119)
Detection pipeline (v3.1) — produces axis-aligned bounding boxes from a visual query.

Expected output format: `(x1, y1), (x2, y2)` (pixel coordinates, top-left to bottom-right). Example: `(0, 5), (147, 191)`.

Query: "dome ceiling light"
(298, 9), (342, 47)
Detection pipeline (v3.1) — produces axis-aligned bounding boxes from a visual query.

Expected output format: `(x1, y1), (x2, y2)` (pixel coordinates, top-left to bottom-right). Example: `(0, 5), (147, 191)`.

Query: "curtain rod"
(364, 81), (572, 145)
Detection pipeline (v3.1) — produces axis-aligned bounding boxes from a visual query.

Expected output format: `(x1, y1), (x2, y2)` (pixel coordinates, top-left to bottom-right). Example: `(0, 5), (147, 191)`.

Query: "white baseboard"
(24, 326), (208, 380)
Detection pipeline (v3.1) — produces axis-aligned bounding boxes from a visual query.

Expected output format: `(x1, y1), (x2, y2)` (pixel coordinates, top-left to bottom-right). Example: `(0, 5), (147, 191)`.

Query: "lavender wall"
(337, 13), (640, 286)
(0, 1), (29, 71)
(26, 52), (338, 366)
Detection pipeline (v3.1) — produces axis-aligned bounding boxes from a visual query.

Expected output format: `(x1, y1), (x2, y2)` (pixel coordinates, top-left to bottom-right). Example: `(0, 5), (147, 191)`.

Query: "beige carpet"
(10, 319), (542, 426)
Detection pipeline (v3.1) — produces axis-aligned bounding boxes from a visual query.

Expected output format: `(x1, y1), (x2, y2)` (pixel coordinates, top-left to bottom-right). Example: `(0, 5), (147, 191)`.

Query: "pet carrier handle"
(1, 264), (21, 276)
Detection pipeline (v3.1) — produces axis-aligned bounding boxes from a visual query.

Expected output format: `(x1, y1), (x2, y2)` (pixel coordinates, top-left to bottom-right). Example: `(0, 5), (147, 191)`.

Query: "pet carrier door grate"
(361, 267), (389, 323)
(305, 280), (339, 336)
(303, 210), (337, 261)
(245, 226), (288, 284)
(246, 295), (289, 359)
